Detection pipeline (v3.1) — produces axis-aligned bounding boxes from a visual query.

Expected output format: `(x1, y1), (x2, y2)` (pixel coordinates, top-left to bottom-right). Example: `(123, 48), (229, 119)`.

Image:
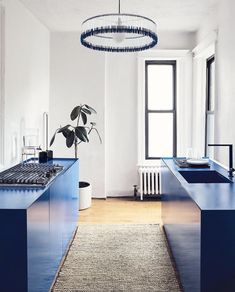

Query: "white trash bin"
(79, 181), (92, 210)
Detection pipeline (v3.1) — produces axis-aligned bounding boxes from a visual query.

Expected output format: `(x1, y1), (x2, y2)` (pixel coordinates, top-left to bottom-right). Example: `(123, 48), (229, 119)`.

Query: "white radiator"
(138, 166), (160, 200)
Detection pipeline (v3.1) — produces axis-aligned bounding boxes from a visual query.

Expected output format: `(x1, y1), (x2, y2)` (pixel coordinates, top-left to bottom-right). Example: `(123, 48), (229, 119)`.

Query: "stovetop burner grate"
(0, 162), (64, 187)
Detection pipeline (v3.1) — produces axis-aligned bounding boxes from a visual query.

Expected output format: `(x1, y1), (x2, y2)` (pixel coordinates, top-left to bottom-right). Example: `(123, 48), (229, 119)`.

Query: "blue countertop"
(162, 158), (235, 211)
(0, 158), (78, 210)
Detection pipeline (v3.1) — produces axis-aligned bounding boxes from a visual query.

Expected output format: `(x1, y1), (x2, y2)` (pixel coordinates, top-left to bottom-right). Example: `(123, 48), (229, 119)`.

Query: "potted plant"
(50, 104), (102, 210)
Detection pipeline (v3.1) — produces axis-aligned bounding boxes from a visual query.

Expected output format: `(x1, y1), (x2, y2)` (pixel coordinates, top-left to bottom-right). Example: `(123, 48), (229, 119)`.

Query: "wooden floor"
(79, 197), (161, 224)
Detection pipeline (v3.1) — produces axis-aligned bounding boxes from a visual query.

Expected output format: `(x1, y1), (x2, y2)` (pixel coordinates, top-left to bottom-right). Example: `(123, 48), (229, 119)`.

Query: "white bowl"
(186, 158), (209, 165)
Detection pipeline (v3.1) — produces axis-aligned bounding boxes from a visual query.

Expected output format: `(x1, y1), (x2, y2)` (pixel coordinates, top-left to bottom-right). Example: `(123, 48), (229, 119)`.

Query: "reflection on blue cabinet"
(161, 161), (200, 292)
(0, 158), (79, 292)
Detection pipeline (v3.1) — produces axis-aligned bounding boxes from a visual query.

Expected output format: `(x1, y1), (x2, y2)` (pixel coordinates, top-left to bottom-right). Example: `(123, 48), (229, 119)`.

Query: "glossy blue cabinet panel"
(27, 191), (51, 291)
(161, 162), (200, 292)
(0, 210), (27, 291)
(161, 159), (235, 292)
(201, 211), (235, 292)
(0, 158), (79, 292)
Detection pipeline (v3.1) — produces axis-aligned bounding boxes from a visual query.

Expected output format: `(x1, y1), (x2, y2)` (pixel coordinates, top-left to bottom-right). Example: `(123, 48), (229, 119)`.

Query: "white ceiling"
(20, 0), (218, 32)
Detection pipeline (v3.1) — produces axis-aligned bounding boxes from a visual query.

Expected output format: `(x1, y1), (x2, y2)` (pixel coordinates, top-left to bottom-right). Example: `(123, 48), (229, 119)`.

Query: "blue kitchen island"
(0, 158), (79, 292)
(161, 158), (235, 292)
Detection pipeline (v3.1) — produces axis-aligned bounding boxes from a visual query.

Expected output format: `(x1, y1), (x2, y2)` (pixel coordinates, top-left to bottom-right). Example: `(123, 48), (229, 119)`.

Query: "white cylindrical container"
(79, 181), (92, 210)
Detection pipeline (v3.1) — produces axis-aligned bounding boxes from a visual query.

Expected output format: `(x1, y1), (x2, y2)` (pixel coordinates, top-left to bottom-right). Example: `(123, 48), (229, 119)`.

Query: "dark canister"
(39, 151), (48, 163)
(46, 150), (53, 161)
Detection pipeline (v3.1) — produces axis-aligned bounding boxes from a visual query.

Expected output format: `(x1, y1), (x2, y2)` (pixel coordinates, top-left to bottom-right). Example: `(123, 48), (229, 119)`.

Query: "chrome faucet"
(208, 144), (235, 178)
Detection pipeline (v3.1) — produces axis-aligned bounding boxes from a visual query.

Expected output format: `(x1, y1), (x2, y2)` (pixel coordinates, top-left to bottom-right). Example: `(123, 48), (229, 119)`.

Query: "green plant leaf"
(62, 128), (71, 138)
(81, 107), (91, 115)
(57, 125), (71, 138)
(84, 104), (97, 114)
(50, 130), (57, 146)
(66, 131), (75, 148)
(75, 126), (89, 142)
(79, 126), (89, 141)
(58, 124), (70, 133)
(81, 112), (87, 125)
(70, 106), (81, 121)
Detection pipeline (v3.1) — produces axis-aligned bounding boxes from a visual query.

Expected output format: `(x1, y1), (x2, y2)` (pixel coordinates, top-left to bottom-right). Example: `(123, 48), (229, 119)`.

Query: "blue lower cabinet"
(161, 162), (200, 292)
(0, 210), (28, 291)
(0, 158), (79, 292)
(161, 159), (235, 292)
(27, 190), (51, 291)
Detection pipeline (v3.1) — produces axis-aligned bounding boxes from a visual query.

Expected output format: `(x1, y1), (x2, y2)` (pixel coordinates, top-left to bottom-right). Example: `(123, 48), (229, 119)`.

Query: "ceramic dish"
(186, 158), (209, 165)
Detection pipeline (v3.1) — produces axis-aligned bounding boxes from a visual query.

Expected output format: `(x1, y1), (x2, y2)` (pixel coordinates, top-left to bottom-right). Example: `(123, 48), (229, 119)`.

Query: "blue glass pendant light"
(81, 0), (158, 52)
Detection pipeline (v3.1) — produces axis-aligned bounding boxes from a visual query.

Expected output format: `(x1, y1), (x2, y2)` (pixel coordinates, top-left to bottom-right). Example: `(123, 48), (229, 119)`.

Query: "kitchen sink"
(179, 170), (232, 184)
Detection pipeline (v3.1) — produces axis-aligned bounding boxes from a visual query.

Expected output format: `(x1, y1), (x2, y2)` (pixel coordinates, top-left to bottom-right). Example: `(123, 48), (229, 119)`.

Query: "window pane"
(148, 113), (173, 157)
(206, 114), (215, 157)
(147, 64), (174, 110)
(208, 60), (215, 111)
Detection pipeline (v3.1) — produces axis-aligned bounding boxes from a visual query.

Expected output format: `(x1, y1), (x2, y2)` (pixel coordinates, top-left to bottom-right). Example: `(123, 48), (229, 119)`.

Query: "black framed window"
(145, 60), (177, 159)
(205, 56), (215, 157)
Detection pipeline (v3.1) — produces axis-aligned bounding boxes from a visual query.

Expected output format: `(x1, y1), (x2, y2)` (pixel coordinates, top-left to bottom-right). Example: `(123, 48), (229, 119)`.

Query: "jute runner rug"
(52, 224), (180, 292)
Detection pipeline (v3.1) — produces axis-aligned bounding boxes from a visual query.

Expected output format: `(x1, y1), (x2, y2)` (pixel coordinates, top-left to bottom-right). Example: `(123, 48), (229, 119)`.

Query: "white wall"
(2, 0), (50, 167)
(50, 32), (105, 198)
(196, 8), (218, 44)
(214, 0), (235, 166)
(105, 53), (138, 197)
(0, 4), (4, 166)
(193, 0), (235, 167)
(157, 31), (196, 50)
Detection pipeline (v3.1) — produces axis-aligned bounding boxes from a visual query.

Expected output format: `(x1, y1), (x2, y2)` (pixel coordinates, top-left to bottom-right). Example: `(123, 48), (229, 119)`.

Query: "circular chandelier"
(80, 0), (158, 52)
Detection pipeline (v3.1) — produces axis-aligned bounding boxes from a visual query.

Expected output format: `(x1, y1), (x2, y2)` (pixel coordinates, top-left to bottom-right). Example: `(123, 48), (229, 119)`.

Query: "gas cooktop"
(0, 162), (64, 187)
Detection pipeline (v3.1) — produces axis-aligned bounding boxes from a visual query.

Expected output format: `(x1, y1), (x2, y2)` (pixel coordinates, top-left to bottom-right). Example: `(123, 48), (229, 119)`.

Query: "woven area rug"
(52, 224), (181, 292)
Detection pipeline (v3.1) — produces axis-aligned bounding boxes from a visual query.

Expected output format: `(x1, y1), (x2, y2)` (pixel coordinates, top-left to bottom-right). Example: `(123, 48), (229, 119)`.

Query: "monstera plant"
(50, 104), (102, 158)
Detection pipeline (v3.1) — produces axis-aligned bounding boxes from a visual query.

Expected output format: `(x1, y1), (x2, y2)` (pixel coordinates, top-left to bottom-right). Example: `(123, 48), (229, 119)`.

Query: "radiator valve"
(133, 184), (138, 198)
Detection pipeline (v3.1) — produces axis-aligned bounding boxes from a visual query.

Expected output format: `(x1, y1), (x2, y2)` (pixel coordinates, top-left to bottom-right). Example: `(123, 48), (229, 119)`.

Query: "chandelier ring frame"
(81, 13), (158, 52)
